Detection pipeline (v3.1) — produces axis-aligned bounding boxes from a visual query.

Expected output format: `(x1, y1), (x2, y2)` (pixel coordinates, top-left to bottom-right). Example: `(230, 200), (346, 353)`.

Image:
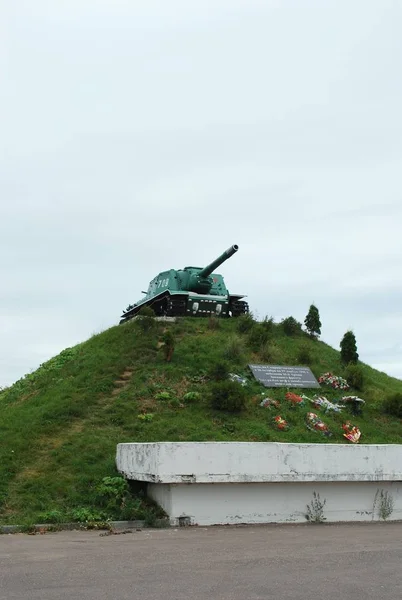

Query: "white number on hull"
(157, 278), (169, 289)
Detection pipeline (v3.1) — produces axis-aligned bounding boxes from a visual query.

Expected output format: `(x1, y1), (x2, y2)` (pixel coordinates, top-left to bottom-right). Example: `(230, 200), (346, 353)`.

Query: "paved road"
(0, 523), (401, 600)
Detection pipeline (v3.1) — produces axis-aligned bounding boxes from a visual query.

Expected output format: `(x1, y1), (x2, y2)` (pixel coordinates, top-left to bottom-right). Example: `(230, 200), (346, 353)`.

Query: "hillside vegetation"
(1, 315), (401, 526)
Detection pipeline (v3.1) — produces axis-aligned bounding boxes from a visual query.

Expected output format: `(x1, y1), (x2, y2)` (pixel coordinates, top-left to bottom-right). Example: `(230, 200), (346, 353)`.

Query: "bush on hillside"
(161, 329), (175, 362)
(209, 360), (230, 382)
(236, 313), (255, 333)
(247, 324), (271, 351)
(224, 335), (245, 362)
(260, 342), (277, 363)
(137, 306), (155, 318)
(97, 475), (127, 500)
(344, 364), (364, 391)
(261, 316), (275, 334)
(136, 306), (156, 332)
(210, 380), (247, 413)
(281, 316), (302, 336)
(383, 393), (402, 419)
(155, 391), (172, 401)
(182, 391), (201, 403)
(298, 345), (312, 365)
(95, 476), (131, 518)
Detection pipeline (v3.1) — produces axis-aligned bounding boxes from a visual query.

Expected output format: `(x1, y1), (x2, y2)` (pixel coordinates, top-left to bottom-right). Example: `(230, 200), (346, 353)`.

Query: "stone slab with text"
(249, 364), (320, 389)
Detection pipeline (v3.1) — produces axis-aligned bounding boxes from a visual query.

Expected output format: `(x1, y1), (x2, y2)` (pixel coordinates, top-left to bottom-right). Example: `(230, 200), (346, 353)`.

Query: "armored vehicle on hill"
(120, 244), (248, 323)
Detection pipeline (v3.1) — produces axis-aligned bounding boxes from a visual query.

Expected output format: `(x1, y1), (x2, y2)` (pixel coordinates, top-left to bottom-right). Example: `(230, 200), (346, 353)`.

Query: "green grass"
(0, 316), (401, 525)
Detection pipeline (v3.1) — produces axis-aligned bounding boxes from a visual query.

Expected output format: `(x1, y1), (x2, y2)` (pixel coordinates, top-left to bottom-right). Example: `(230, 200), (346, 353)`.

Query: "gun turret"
(198, 245), (239, 278)
(188, 244), (239, 294)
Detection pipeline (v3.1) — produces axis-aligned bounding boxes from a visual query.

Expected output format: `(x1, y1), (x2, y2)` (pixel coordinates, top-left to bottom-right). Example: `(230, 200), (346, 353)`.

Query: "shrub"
(340, 330), (359, 364)
(374, 489), (394, 521)
(261, 316), (275, 333)
(305, 491), (326, 523)
(137, 413), (154, 422)
(210, 380), (247, 413)
(247, 324), (271, 351)
(119, 497), (143, 521)
(209, 360), (230, 381)
(383, 393), (402, 419)
(161, 330), (175, 362)
(236, 313), (255, 334)
(71, 507), (106, 523)
(168, 398), (181, 408)
(224, 335), (245, 362)
(182, 391), (201, 403)
(298, 345), (312, 365)
(344, 364), (364, 391)
(94, 476), (155, 521)
(136, 306), (156, 332)
(281, 316), (302, 336)
(39, 509), (65, 524)
(96, 476), (129, 516)
(260, 342), (276, 363)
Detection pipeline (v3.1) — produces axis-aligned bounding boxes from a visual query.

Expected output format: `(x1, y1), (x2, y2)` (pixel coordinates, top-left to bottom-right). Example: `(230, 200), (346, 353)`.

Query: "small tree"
(304, 304), (321, 339)
(340, 330), (359, 365)
(162, 330), (175, 362)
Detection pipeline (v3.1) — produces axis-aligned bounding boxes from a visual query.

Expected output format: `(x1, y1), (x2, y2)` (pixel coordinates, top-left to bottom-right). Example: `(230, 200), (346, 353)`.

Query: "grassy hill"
(1, 315), (401, 527)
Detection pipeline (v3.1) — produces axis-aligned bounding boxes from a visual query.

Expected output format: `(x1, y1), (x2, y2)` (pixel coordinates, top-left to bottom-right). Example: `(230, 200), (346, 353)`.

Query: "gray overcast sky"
(1, 0), (402, 387)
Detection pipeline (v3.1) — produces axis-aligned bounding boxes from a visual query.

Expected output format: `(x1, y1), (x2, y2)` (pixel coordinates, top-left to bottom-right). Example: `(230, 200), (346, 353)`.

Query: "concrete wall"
(148, 481), (402, 526)
(116, 442), (402, 483)
(116, 442), (402, 525)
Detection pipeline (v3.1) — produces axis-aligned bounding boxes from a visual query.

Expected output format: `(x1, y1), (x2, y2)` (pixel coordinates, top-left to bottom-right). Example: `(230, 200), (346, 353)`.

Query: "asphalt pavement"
(0, 523), (401, 600)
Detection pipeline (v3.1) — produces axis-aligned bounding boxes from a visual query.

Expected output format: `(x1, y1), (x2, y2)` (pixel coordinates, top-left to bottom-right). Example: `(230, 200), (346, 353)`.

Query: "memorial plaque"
(249, 364), (320, 389)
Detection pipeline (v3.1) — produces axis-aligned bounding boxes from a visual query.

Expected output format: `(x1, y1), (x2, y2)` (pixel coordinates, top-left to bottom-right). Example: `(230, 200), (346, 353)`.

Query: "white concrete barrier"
(116, 442), (402, 526)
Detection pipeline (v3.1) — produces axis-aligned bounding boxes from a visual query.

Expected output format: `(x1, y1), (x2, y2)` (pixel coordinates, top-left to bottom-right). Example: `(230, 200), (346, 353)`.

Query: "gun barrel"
(198, 244), (239, 278)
